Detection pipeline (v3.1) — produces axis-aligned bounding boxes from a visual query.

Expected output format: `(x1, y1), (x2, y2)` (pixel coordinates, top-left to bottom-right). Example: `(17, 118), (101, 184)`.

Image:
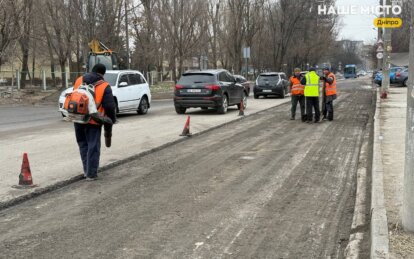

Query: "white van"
(59, 70), (151, 116)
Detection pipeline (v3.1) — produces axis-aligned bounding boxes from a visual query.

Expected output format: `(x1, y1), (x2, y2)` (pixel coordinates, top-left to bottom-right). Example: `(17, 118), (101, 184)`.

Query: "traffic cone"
(180, 116), (192, 137)
(18, 153), (34, 186)
(238, 100), (245, 116)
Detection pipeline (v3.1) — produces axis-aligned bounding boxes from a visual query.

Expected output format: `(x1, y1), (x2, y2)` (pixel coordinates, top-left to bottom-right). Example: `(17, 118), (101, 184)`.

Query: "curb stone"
(370, 89), (390, 259)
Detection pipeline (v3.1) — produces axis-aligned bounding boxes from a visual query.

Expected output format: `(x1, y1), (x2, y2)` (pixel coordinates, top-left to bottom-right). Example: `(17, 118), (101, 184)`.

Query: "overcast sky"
(335, 0), (380, 44)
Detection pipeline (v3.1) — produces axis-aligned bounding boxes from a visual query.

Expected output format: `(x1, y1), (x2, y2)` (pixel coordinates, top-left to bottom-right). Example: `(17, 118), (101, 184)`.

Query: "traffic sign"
(377, 45), (384, 52)
(377, 52), (384, 59)
(377, 38), (383, 45)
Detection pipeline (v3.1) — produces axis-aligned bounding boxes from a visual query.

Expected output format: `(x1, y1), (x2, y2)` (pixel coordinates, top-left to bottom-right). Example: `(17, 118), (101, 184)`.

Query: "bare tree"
(41, 0), (76, 88)
(157, 0), (208, 81)
(0, 0), (21, 70)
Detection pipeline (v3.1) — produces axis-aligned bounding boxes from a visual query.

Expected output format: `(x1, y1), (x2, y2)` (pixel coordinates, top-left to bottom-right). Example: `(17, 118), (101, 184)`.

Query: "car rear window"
(178, 74), (216, 84)
(258, 75), (279, 83)
(104, 73), (118, 86)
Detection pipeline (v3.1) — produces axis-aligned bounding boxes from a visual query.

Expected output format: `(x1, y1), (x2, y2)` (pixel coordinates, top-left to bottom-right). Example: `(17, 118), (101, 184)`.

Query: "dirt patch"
(389, 223), (414, 259)
(0, 87), (59, 106)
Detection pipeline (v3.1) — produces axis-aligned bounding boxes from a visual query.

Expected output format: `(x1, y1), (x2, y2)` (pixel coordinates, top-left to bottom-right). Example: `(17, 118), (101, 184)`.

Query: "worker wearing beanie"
(73, 63), (116, 180)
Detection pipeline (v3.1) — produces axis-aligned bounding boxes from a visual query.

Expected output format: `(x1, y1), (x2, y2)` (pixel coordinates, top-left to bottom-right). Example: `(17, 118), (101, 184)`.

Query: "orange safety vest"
(73, 76), (109, 125)
(289, 76), (304, 95)
(325, 73), (337, 96)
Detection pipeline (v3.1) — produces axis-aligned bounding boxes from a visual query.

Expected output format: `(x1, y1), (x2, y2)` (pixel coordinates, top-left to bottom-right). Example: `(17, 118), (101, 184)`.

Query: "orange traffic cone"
(180, 116), (192, 137)
(18, 153), (34, 186)
(238, 100), (245, 116)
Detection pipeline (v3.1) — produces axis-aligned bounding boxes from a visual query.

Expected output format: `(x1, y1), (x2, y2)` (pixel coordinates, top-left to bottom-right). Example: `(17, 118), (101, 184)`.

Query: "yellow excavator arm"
(88, 39), (113, 54)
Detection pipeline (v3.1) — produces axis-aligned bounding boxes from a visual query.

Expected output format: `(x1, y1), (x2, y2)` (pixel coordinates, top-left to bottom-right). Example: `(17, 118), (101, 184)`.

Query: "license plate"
(263, 90), (272, 93)
(187, 89), (202, 93)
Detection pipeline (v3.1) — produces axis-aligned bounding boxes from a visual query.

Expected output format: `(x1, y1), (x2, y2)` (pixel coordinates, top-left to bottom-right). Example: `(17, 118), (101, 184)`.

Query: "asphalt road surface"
(0, 79), (375, 258)
(0, 99), (173, 136)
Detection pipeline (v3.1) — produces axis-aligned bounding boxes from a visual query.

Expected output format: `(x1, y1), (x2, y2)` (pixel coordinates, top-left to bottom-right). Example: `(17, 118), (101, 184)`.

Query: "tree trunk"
(50, 62), (56, 88)
(60, 60), (66, 88)
(20, 45), (30, 88)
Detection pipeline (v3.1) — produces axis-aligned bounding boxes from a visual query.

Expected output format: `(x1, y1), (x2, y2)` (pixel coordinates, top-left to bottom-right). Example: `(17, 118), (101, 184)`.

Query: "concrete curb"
(345, 85), (376, 258)
(0, 99), (290, 211)
(345, 112), (372, 258)
(370, 90), (390, 259)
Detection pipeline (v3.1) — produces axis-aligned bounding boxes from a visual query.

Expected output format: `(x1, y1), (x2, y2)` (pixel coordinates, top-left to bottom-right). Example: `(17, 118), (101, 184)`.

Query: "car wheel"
(404, 78), (408, 87)
(237, 92), (248, 110)
(254, 94), (259, 99)
(137, 96), (149, 115)
(175, 106), (186, 114)
(281, 88), (286, 99)
(217, 94), (228, 114)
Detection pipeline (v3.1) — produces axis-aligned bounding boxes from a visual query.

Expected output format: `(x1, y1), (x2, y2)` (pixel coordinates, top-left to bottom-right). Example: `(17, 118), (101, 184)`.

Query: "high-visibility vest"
(290, 76), (304, 95)
(324, 73), (337, 96)
(304, 71), (320, 97)
(74, 76), (109, 125)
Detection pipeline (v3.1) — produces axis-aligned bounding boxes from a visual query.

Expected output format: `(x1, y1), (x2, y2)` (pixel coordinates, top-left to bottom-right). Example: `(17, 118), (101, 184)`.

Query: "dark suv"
(253, 72), (289, 99)
(174, 69), (248, 114)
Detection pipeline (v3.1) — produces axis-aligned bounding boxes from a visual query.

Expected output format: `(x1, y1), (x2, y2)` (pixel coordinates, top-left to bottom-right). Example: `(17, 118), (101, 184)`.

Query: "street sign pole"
(380, 0), (392, 98)
(402, 0), (414, 232)
(243, 47), (250, 79)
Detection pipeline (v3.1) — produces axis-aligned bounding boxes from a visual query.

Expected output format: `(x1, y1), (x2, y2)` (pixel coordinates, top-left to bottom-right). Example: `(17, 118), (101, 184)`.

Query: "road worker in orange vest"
(320, 67), (337, 121)
(73, 64), (116, 181)
(289, 68), (306, 121)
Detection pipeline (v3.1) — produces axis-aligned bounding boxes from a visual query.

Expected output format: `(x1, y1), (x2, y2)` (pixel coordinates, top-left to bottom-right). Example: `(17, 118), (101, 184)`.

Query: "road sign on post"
(243, 47), (250, 59)
(243, 47), (250, 79)
(376, 53), (384, 59)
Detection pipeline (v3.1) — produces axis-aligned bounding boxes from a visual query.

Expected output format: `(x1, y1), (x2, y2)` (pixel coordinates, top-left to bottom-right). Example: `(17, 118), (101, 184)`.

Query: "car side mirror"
(119, 81), (128, 87)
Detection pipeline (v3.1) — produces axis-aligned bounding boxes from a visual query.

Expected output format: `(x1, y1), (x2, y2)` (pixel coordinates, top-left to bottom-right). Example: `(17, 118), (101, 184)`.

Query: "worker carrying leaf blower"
(63, 63), (116, 181)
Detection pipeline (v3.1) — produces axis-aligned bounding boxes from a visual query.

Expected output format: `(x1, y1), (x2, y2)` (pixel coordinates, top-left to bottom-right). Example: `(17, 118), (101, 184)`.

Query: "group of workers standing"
(289, 67), (337, 123)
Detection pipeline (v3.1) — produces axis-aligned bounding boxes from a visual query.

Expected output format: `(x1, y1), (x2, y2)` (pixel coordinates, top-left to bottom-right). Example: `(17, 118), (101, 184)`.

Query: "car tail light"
(175, 84), (184, 90)
(205, 84), (220, 91)
(396, 72), (400, 78)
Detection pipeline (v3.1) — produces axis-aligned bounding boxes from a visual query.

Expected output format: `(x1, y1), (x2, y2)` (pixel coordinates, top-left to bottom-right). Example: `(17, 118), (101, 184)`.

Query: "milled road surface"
(0, 79), (375, 258)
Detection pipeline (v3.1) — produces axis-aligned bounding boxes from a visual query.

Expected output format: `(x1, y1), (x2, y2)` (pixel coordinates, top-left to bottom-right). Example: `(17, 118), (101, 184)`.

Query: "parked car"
(59, 70), (151, 116)
(357, 70), (367, 77)
(173, 69), (248, 114)
(390, 67), (405, 83)
(394, 68), (408, 87)
(253, 72), (289, 99)
(233, 75), (251, 96)
(374, 71), (382, 86)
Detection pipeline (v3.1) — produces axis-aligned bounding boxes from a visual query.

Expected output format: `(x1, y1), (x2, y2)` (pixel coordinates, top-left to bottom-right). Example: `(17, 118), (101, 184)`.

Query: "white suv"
(59, 70), (151, 116)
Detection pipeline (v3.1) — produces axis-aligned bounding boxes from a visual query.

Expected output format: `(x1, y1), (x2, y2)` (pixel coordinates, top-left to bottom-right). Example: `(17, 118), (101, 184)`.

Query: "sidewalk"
(378, 86), (414, 258)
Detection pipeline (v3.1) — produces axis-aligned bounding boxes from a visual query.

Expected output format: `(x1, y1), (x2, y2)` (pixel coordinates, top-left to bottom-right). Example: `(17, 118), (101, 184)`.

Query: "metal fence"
(0, 70), (87, 91)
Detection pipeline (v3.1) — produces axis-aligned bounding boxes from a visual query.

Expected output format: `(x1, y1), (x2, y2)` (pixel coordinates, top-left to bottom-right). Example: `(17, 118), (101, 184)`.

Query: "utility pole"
(380, 0), (391, 99)
(402, 0), (414, 232)
(125, 0), (131, 69)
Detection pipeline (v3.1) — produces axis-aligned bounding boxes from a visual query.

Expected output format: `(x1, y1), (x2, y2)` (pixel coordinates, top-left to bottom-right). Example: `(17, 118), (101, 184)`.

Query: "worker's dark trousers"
(291, 95), (306, 121)
(74, 123), (102, 178)
(306, 97), (320, 122)
(322, 99), (334, 121)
